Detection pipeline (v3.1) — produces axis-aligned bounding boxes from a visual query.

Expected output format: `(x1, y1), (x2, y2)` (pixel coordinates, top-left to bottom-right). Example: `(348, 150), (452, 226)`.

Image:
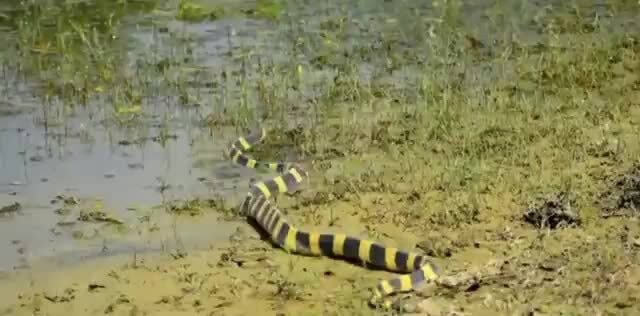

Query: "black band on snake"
(225, 128), (440, 309)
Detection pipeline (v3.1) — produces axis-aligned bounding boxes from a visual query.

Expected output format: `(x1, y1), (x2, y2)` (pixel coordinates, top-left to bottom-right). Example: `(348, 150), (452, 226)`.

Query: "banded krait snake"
(226, 127), (440, 308)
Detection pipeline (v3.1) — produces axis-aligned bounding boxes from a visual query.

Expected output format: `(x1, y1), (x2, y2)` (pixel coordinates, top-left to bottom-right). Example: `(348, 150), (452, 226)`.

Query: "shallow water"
(0, 1), (285, 271)
(0, 96), (254, 270)
(0, 0), (638, 272)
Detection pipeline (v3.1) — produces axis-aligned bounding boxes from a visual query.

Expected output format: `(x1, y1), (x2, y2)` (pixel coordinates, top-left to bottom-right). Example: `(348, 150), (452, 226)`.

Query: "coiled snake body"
(227, 128), (440, 308)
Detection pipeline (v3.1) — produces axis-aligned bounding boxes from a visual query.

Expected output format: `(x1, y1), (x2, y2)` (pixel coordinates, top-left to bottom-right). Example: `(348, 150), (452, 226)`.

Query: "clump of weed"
(77, 210), (123, 225)
(177, 0), (225, 22)
(523, 192), (581, 229)
(600, 163), (640, 218)
(165, 199), (205, 216)
(0, 202), (21, 215)
(176, 0), (282, 22)
(253, 0), (284, 21)
(165, 198), (231, 217)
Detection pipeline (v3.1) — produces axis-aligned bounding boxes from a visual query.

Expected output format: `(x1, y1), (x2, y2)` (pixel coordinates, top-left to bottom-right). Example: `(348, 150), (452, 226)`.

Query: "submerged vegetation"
(0, 0), (639, 315)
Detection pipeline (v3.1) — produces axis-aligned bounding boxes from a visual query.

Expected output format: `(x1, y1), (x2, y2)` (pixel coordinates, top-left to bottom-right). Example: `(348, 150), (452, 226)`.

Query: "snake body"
(227, 128), (440, 308)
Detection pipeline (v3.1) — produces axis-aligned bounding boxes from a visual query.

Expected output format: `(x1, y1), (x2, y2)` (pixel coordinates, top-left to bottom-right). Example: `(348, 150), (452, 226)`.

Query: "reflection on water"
(0, 95), (253, 271)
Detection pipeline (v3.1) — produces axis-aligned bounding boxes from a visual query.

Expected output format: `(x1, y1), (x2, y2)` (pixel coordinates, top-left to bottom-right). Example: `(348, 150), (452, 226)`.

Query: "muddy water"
(0, 1), (292, 272)
(0, 91), (250, 272)
(0, 0), (638, 293)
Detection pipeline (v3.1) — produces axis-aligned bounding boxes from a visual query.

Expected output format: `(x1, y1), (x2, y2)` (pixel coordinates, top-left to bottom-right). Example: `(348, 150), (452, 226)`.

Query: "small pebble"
(29, 155), (44, 162)
(128, 163), (144, 169)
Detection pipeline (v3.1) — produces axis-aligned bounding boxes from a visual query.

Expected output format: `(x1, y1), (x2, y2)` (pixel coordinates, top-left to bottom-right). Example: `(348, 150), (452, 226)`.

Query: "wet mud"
(1, 1), (640, 315)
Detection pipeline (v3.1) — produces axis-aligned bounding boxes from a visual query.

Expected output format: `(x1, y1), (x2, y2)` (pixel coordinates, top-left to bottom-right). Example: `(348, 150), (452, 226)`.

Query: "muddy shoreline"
(1, 0), (640, 315)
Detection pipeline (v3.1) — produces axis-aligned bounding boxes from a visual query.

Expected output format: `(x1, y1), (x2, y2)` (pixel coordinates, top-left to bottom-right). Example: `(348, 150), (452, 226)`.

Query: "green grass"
(1, 0), (639, 315)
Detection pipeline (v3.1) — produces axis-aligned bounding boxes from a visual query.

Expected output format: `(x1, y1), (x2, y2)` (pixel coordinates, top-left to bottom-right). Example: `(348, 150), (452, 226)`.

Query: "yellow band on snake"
(227, 128), (440, 309)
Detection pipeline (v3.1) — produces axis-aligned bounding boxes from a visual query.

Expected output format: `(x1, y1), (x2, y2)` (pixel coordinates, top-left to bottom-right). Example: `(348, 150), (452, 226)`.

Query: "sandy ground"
(2, 183), (639, 316)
